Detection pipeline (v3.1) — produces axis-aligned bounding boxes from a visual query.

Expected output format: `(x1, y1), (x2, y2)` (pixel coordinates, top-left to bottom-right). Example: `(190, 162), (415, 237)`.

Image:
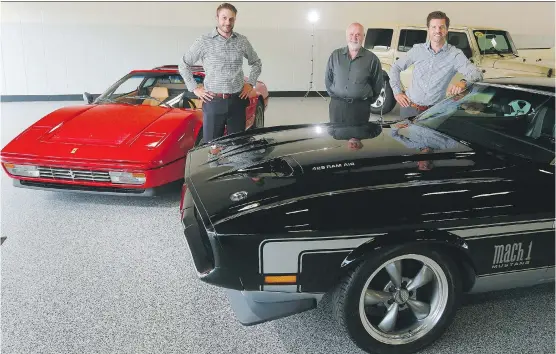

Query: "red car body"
(1, 65), (269, 196)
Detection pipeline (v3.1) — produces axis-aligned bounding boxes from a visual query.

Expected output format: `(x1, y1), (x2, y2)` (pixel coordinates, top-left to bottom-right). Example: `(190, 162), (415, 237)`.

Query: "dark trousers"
(329, 98), (371, 125)
(202, 95), (249, 143)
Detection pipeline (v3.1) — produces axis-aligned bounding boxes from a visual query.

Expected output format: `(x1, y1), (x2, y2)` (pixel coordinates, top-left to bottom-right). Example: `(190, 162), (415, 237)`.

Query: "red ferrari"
(0, 65), (269, 196)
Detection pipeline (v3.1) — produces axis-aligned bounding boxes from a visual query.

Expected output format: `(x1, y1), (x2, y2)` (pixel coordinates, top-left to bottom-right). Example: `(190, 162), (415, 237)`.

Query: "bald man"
(325, 23), (384, 124)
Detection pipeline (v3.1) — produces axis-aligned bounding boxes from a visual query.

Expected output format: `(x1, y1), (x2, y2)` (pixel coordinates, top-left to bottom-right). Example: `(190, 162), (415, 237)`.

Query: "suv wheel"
(371, 79), (396, 115)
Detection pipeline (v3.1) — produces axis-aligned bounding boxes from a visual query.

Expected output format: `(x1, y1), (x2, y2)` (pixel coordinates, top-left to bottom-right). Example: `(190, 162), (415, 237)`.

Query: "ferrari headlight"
(109, 171), (146, 185)
(3, 163), (40, 177)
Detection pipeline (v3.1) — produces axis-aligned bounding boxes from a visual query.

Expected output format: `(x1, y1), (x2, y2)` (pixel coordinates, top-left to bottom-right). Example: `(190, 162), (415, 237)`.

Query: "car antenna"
(481, 30), (486, 60)
(380, 95), (384, 125)
(380, 84), (384, 125)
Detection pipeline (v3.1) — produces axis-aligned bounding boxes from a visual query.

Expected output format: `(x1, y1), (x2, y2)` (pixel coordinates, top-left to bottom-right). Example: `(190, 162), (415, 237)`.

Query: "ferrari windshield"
(413, 83), (555, 164)
(472, 30), (516, 56)
(96, 71), (204, 107)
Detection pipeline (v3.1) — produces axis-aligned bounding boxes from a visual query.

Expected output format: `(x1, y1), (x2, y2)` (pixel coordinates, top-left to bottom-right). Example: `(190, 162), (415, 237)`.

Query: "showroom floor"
(1, 98), (554, 354)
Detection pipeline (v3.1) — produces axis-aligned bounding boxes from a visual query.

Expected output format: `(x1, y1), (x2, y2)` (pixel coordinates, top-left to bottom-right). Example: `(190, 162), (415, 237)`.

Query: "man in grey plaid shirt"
(179, 3), (262, 143)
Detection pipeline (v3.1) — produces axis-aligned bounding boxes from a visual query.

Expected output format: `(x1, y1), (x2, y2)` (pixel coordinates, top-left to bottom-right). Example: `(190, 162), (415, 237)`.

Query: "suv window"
(398, 29), (427, 52)
(365, 29), (394, 51)
(447, 32), (473, 58)
(473, 30), (513, 55)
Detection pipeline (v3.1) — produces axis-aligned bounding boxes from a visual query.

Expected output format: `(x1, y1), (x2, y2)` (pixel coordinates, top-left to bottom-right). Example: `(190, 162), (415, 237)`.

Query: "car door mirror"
(83, 92), (94, 104)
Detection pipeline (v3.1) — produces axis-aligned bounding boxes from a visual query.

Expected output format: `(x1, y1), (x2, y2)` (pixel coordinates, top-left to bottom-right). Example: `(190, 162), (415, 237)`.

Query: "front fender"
(341, 230), (477, 292)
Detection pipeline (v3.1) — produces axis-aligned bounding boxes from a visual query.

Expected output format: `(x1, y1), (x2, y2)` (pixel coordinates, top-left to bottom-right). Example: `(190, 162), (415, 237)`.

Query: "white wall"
(1, 1), (554, 96)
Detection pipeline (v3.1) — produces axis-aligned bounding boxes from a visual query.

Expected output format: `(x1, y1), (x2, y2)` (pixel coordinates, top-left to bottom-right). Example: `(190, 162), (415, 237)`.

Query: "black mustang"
(179, 77), (555, 354)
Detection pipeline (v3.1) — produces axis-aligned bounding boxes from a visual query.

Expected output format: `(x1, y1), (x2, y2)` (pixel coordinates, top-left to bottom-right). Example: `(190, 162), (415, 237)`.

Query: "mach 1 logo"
(492, 241), (533, 269)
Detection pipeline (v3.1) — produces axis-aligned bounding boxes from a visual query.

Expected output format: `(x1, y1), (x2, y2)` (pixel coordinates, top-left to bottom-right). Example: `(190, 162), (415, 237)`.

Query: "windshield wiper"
(125, 95), (171, 108)
(490, 47), (505, 57)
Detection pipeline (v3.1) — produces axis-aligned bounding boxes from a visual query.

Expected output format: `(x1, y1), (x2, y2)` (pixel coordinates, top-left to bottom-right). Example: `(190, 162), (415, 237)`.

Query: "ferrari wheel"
(332, 244), (461, 354)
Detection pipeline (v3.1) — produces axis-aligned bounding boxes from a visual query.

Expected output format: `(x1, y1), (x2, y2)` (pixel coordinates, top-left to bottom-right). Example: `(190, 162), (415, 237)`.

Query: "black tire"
(370, 77), (396, 115)
(332, 244), (462, 354)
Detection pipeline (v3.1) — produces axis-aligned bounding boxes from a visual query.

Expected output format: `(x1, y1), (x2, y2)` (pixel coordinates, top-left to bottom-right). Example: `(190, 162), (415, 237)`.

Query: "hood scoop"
(206, 156), (299, 182)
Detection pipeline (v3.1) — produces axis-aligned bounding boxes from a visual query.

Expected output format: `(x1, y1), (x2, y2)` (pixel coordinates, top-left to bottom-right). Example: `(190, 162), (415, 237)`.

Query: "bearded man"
(325, 22), (384, 124)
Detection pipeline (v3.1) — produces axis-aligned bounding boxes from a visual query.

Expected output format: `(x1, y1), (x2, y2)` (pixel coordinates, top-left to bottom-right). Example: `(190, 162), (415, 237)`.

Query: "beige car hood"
(480, 56), (553, 76)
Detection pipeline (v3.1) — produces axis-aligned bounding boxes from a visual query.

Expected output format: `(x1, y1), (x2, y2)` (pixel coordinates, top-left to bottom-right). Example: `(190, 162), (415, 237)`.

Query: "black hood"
(185, 122), (479, 226)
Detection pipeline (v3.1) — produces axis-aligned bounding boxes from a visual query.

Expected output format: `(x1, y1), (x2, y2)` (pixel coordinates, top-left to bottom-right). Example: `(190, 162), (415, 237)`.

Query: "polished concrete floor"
(1, 98), (554, 354)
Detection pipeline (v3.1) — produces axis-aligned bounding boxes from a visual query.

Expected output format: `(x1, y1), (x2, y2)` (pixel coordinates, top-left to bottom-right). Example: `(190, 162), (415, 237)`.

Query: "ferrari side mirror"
(83, 92), (94, 104)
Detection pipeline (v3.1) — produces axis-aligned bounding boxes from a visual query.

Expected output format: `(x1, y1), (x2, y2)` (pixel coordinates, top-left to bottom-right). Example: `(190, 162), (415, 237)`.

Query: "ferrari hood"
(1, 103), (197, 168)
(43, 104), (172, 146)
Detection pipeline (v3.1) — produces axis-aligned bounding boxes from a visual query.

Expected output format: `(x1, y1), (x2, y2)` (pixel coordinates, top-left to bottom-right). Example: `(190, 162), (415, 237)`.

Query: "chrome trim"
(38, 166), (111, 182)
(474, 81), (555, 96)
(468, 266), (554, 293)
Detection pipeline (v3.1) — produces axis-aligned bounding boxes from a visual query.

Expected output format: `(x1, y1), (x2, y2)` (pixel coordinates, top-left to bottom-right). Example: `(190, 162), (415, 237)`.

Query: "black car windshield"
(472, 30), (515, 56)
(413, 83), (555, 164)
(96, 71), (204, 108)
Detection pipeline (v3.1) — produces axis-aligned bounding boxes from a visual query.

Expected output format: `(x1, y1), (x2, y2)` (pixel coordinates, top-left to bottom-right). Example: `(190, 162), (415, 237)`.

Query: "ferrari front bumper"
(13, 179), (162, 196)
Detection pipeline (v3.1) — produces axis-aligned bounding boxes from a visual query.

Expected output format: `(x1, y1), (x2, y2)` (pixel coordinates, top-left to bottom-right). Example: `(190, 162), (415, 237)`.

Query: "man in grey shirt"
(179, 3), (262, 143)
(325, 23), (384, 124)
(389, 11), (483, 119)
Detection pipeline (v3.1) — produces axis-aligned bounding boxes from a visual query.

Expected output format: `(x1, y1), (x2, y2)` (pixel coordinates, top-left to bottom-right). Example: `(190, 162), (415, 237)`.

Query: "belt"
(211, 92), (239, 99)
(410, 103), (431, 111)
(333, 96), (368, 103)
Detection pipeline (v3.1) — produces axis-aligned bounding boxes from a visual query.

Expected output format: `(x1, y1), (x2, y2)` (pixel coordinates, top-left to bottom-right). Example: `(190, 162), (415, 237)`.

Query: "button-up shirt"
(389, 41), (483, 106)
(390, 123), (459, 151)
(179, 28), (262, 94)
(325, 46), (384, 102)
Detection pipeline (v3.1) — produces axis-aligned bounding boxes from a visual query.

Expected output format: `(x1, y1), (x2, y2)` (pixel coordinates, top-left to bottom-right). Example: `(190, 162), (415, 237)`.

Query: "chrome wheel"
(371, 87), (385, 108)
(358, 254), (449, 345)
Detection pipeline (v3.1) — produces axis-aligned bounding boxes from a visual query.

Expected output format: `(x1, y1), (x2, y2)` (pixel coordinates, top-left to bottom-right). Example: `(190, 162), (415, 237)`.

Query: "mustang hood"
(185, 122), (477, 224)
(43, 104), (172, 146)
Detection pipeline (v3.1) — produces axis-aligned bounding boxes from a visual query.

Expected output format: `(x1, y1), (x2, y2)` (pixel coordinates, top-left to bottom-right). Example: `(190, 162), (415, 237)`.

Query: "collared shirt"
(389, 41), (483, 106)
(325, 46), (384, 101)
(179, 28), (262, 94)
(390, 123), (459, 151)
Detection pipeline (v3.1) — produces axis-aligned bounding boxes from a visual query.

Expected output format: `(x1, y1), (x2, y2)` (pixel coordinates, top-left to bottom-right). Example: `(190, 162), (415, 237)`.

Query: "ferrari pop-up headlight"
(3, 163), (40, 177)
(108, 171), (146, 185)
